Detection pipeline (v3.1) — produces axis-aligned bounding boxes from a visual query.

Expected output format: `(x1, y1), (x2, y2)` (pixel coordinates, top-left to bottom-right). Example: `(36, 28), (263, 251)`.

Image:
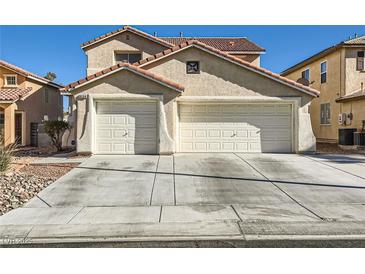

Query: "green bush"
(44, 120), (70, 151)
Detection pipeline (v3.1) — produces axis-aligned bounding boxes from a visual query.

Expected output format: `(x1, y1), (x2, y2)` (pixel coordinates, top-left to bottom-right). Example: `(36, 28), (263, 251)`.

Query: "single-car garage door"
(179, 103), (293, 153)
(95, 101), (157, 154)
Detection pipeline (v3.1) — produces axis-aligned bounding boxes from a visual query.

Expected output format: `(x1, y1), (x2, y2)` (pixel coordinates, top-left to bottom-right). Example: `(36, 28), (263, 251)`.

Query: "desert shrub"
(0, 145), (15, 172)
(44, 120), (70, 151)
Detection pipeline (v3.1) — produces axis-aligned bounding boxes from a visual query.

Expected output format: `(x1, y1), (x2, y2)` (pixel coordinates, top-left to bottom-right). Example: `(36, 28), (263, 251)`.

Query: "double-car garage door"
(94, 100), (293, 154)
(179, 103), (293, 153)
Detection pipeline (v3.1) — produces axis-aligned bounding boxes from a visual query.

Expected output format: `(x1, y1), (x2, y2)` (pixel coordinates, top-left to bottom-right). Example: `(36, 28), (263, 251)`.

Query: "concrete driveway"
(1, 153), (365, 244)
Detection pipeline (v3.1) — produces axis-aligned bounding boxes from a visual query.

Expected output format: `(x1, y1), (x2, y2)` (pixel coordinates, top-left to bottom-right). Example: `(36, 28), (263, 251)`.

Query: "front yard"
(0, 146), (81, 215)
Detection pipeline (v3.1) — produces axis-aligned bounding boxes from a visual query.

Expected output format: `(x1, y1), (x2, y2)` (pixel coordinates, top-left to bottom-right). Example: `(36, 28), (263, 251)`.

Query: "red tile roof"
(0, 60), (63, 88)
(134, 40), (320, 97)
(81, 26), (174, 49)
(0, 87), (33, 101)
(61, 63), (184, 92)
(161, 37), (265, 53)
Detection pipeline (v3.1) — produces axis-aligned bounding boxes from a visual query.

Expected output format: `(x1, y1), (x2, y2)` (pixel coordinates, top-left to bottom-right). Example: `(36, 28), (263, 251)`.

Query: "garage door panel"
(96, 129), (112, 139)
(95, 101), (157, 154)
(262, 141), (291, 153)
(179, 103), (293, 153)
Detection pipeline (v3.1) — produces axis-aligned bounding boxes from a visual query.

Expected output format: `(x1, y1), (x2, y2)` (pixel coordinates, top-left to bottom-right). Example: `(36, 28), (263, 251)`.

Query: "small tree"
(44, 120), (70, 151)
(44, 72), (57, 81)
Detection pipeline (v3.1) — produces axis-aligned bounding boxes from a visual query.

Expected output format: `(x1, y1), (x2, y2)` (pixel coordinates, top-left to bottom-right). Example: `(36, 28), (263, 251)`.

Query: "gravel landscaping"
(316, 142), (365, 155)
(0, 162), (78, 216)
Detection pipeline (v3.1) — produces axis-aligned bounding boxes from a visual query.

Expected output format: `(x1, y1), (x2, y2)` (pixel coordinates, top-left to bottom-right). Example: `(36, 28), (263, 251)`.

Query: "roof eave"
(81, 27), (174, 50)
(27, 75), (63, 89)
(63, 66), (184, 94)
(281, 43), (365, 76)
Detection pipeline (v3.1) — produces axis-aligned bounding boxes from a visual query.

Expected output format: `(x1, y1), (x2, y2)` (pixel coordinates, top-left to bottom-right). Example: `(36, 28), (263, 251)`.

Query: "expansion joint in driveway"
(233, 153), (325, 221)
(173, 155), (176, 206)
(302, 155), (365, 181)
(149, 156), (161, 206)
(35, 195), (52, 208)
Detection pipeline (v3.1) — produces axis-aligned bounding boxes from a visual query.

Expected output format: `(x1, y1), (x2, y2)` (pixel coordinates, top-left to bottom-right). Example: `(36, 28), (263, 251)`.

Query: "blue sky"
(1, 25), (365, 110)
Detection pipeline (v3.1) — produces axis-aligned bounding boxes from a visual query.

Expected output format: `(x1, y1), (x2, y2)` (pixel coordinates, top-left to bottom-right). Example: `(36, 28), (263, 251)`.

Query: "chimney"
(179, 32), (183, 38)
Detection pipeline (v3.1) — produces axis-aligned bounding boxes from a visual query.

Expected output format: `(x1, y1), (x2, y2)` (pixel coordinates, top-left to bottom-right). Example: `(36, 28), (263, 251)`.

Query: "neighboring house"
(282, 35), (365, 143)
(62, 26), (319, 155)
(0, 60), (64, 147)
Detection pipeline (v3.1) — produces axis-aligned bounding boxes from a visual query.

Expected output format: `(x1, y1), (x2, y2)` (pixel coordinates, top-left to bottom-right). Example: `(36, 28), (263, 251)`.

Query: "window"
(320, 61), (327, 83)
(45, 88), (49, 104)
(115, 52), (142, 64)
(4, 75), (17, 86)
(320, 103), (331, 125)
(357, 51), (364, 71)
(301, 68), (310, 80)
(186, 61), (200, 74)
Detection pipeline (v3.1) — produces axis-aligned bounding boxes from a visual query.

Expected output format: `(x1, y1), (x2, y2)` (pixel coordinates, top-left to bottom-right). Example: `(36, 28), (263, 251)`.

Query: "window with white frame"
(320, 103), (331, 125)
(115, 52), (142, 64)
(320, 61), (327, 83)
(4, 75), (17, 86)
(301, 68), (310, 81)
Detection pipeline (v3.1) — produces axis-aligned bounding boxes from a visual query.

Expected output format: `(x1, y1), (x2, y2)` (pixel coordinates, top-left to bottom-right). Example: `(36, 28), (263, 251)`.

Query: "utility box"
(354, 132), (365, 146)
(338, 128), (357, 145)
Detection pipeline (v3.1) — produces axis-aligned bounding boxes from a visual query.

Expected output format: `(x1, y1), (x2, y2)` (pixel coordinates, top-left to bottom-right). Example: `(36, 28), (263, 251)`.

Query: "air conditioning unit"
(338, 113), (346, 125)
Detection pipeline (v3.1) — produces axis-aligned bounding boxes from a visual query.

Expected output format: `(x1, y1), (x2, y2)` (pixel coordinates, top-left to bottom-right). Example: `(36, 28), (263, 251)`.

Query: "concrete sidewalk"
(2, 219), (365, 246)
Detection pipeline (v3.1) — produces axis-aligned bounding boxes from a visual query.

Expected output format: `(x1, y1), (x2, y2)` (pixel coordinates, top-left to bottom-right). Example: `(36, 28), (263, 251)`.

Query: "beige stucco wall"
(73, 46), (316, 154)
(1, 68), (63, 145)
(344, 47), (365, 94)
(84, 31), (169, 75)
(284, 50), (343, 142)
(341, 99), (365, 130)
(143, 47), (313, 103)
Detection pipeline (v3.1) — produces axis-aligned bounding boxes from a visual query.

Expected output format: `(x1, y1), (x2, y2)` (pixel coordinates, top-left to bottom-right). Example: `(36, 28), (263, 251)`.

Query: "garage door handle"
(231, 133), (236, 137)
(123, 132), (128, 137)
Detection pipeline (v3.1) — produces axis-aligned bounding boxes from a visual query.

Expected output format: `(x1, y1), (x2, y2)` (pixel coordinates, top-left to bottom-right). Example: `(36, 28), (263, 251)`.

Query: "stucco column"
(2, 103), (16, 147)
(298, 102), (316, 153)
(157, 98), (175, 155)
(75, 94), (93, 154)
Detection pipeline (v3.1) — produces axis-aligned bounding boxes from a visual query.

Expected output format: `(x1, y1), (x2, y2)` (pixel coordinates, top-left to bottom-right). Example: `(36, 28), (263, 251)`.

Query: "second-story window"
(115, 52), (142, 64)
(301, 68), (310, 81)
(320, 61), (327, 83)
(357, 51), (364, 71)
(4, 75), (17, 87)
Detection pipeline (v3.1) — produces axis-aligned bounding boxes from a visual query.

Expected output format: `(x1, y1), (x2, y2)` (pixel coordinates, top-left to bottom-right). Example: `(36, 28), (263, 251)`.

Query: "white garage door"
(179, 103), (293, 153)
(95, 101), (157, 154)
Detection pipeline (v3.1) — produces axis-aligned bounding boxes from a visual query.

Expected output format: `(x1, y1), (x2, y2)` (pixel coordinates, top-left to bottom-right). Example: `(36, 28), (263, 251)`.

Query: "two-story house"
(62, 25), (320, 155)
(0, 60), (64, 147)
(281, 35), (365, 144)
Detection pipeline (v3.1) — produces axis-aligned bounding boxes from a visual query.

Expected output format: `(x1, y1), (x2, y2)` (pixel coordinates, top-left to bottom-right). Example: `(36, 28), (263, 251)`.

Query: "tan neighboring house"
(62, 26), (319, 155)
(282, 35), (365, 143)
(0, 60), (64, 147)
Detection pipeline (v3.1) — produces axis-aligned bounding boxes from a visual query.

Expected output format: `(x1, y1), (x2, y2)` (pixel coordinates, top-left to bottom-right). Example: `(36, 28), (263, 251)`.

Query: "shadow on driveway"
(75, 165), (365, 190)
